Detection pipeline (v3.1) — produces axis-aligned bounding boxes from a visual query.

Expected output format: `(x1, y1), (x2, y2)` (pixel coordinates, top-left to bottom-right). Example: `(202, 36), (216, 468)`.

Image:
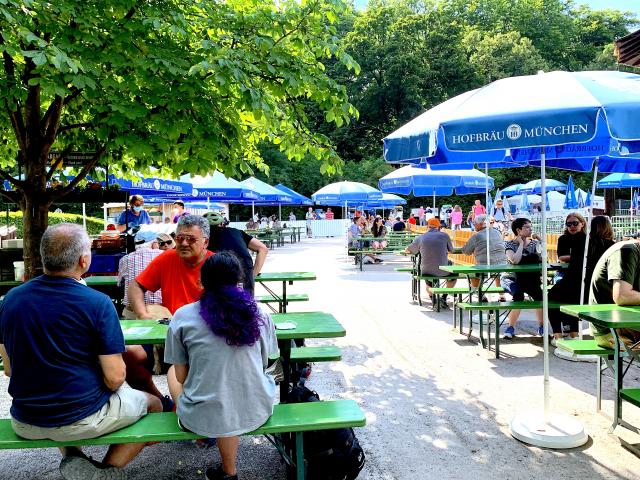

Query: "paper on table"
(122, 327), (153, 335)
(275, 321), (297, 330)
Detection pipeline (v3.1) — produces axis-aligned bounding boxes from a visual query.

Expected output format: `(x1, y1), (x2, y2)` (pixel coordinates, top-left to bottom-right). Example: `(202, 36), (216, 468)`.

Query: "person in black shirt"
(392, 216), (406, 232)
(204, 211), (268, 295)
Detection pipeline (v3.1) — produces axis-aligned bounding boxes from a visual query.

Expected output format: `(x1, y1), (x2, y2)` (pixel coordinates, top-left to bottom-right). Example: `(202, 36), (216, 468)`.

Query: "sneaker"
(504, 326), (515, 339)
(196, 437), (218, 448)
(60, 456), (127, 480)
(160, 395), (175, 413)
(439, 298), (450, 310)
(205, 465), (238, 480)
(537, 325), (545, 336)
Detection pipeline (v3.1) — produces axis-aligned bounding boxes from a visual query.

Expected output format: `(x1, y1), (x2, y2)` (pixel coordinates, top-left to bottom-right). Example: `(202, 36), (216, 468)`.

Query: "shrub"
(0, 211), (104, 237)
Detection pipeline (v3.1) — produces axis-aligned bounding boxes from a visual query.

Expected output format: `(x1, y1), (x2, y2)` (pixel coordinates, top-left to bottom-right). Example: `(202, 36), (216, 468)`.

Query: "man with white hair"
(129, 215), (213, 318)
(462, 214), (507, 300)
(0, 223), (161, 480)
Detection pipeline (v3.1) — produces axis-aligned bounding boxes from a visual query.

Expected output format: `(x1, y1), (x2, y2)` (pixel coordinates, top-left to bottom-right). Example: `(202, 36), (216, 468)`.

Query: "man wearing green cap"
(203, 211), (269, 295)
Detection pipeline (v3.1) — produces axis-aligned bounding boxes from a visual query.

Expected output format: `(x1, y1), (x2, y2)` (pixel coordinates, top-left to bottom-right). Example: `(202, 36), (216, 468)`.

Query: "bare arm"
(506, 238), (524, 264)
(99, 353), (126, 391)
(612, 280), (640, 306)
(0, 344), (11, 377)
(173, 363), (189, 384)
(248, 238), (268, 277)
(128, 280), (153, 319)
(558, 254), (571, 263)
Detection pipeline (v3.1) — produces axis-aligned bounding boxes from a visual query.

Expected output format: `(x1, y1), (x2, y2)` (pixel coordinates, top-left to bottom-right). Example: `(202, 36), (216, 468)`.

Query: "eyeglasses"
(566, 221), (580, 227)
(158, 240), (173, 247)
(175, 235), (202, 245)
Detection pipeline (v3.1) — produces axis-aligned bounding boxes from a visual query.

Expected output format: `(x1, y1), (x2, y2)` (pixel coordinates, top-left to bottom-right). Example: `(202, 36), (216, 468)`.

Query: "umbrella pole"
(579, 162), (598, 338)
(540, 151), (550, 423)
(510, 149), (587, 449)
(432, 191), (435, 210)
(279, 204), (281, 222)
(82, 203), (87, 230)
(252, 201), (255, 221)
(485, 164), (490, 266)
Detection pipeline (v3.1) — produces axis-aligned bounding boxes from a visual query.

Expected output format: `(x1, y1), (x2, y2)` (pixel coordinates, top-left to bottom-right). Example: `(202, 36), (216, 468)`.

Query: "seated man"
(590, 239), (640, 349)
(462, 214), (507, 301)
(392, 216), (406, 232)
(405, 217), (457, 310)
(501, 218), (544, 339)
(0, 223), (161, 480)
(129, 215), (213, 318)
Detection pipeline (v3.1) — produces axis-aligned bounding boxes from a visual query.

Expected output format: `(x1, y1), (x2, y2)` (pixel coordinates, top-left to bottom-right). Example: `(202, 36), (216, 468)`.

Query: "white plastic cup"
(13, 261), (24, 282)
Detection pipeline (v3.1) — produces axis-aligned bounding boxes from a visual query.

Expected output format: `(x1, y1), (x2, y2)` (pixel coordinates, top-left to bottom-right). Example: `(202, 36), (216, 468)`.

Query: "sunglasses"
(566, 221), (580, 227)
(175, 234), (202, 245)
(158, 240), (173, 247)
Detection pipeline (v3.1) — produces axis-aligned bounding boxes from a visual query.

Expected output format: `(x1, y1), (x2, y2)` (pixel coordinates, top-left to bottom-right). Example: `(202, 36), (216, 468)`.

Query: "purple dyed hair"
(199, 252), (263, 347)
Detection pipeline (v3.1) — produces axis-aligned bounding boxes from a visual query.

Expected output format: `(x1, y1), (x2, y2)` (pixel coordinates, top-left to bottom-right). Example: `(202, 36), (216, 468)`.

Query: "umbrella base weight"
(510, 412), (588, 449)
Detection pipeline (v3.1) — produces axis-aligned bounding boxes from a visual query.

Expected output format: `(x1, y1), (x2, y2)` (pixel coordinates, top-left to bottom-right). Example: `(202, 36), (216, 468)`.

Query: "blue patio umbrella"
(545, 192), (551, 211)
(180, 172), (261, 202)
(501, 183), (525, 196)
(596, 173), (640, 188)
(519, 179), (566, 195)
(107, 174), (192, 196)
(382, 70), (640, 448)
(577, 190), (585, 208)
(364, 193), (407, 209)
(634, 191), (640, 210)
(585, 191), (592, 207)
(494, 188), (502, 201)
(240, 177), (293, 204)
(274, 184), (313, 206)
(378, 165), (493, 199)
(486, 193), (494, 215)
(563, 176), (578, 210)
(311, 181), (383, 206)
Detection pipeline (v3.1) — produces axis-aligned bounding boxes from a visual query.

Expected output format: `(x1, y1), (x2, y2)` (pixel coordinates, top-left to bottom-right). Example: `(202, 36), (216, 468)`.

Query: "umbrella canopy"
(585, 191), (592, 207)
(563, 176), (578, 209)
(180, 172), (261, 201)
(577, 190), (585, 208)
(501, 184), (525, 196)
(518, 192), (532, 211)
(519, 179), (566, 194)
(383, 71), (640, 169)
(633, 190), (640, 210)
(107, 174), (192, 196)
(274, 184), (313, 205)
(596, 172), (640, 188)
(362, 193), (407, 209)
(240, 177), (293, 204)
(486, 193), (494, 214)
(312, 181), (383, 205)
(378, 165), (493, 196)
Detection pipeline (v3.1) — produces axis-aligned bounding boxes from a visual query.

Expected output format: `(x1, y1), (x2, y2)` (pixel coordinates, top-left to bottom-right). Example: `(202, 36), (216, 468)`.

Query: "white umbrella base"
(510, 412), (588, 449)
(553, 347), (597, 363)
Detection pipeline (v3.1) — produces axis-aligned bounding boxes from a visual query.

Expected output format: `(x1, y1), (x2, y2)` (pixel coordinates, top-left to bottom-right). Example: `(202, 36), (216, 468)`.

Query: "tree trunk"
(21, 193), (52, 280)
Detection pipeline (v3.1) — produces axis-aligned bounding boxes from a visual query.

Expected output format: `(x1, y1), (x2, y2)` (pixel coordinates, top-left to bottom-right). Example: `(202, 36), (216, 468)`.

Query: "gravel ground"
(2, 236), (640, 479)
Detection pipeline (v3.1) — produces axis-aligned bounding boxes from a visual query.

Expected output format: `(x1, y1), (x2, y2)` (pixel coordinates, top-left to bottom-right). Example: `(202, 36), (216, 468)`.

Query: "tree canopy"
(0, 0), (359, 274)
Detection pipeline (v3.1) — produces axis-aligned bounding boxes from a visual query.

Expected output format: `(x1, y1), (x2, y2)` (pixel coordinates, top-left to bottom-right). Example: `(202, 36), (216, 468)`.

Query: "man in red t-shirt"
(129, 215), (214, 317)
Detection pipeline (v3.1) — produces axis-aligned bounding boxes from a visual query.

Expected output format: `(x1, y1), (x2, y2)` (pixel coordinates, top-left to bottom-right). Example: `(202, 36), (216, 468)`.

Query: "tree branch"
(57, 122), (94, 133)
(0, 166), (26, 190)
(41, 95), (64, 146)
(45, 145), (74, 181)
(50, 147), (106, 201)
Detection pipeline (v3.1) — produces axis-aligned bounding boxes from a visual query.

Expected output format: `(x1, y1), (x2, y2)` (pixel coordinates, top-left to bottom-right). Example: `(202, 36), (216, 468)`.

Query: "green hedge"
(0, 211), (104, 237)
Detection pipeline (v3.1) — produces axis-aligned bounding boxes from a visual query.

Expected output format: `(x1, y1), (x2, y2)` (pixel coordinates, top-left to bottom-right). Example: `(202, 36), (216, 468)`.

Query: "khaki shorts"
(12, 385), (148, 442)
(122, 304), (172, 320)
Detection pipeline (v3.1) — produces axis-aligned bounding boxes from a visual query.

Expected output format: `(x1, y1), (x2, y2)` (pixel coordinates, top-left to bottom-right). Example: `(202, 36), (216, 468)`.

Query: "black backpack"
(287, 386), (366, 480)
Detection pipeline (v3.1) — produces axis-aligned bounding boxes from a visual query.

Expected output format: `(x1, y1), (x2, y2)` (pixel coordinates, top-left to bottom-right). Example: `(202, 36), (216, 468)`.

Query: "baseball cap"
(203, 211), (224, 226)
(427, 218), (441, 228)
(134, 230), (157, 244)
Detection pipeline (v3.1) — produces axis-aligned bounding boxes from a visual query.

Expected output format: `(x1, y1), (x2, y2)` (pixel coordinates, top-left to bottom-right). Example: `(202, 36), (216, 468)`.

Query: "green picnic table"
(560, 304), (640, 432)
(272, 311), (346, 400)
(122, 311), (345, 401)
(255, 272), (316, 313)
(0, 275), (121, 298)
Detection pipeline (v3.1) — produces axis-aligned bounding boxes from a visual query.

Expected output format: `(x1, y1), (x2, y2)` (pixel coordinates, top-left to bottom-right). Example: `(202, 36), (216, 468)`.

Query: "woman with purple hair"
(165, 251), (278, 480)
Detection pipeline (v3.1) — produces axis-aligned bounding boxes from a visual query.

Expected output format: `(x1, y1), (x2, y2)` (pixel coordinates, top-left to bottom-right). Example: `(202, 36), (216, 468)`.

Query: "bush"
(0, 211), (104, 237)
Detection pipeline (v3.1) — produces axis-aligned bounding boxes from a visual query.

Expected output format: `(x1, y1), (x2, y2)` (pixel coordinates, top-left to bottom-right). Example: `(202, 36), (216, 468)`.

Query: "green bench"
(270, 346), (342, 363)
(257, 293), (310, 313)
(412, 275), (462, 309)
(395, 267), (413, 273)
(457, 301), (563, 358)
(556, 339), (614, 412)
(430, 286), (504, 332)
(0, 400), (365, 480)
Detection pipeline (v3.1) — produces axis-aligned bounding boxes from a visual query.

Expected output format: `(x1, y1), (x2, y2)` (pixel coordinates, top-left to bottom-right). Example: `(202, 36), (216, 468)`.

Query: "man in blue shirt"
(116, 194), (152, 232)
(0, 223), (161, 480)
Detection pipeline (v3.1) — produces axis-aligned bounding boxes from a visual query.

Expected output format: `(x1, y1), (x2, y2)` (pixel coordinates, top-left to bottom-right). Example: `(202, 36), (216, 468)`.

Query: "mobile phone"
(157, 318), (171, 325)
